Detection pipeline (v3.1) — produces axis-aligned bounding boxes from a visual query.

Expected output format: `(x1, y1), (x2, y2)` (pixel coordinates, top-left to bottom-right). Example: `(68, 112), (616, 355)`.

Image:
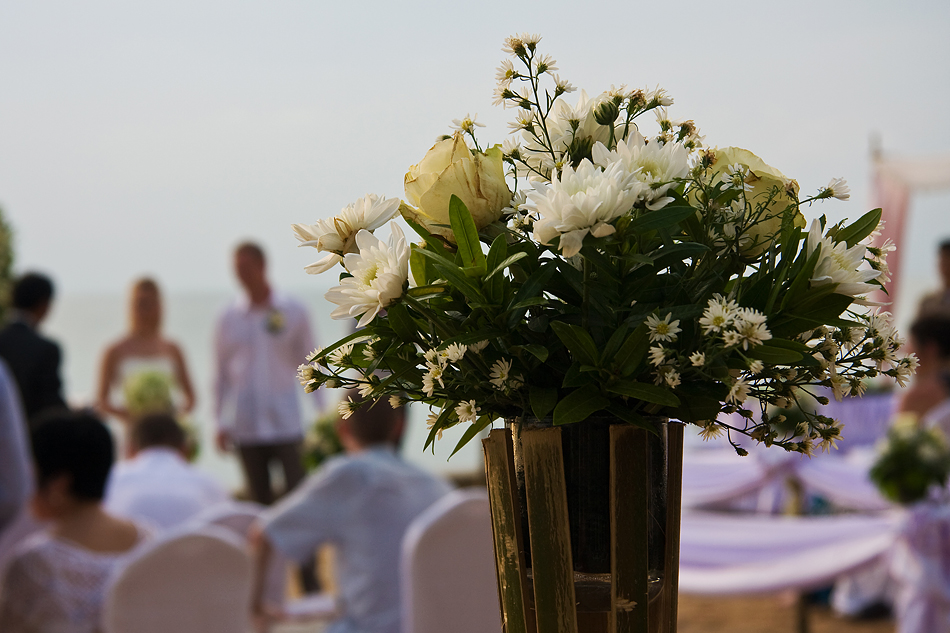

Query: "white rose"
(402, 132), (512, 241)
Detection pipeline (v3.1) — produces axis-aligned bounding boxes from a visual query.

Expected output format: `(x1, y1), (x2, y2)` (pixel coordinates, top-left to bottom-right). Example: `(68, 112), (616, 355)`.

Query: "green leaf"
(650, 242), (709, 270)
(553, 388), (609, 426)
(414, 247), (485, 302)
(424, 407), (456, 452)
(605, 404), (658, 433)
(386, 302), (419, 343)
(780, 244), (822, 310)
(448, 195), (487, 275)
(835, 208), (882, 248)
(613, 324), (650, 377)
(486, 252), (528, 281)
(530, 386), (558, 420)
(506, 263), (556, 329)
(409, 248), (429, 287)
(550, 321), (599, 367)
(600, 324), (630, 365)
(606, 380), (681, 407)
(515, 344), (549, 363)
(745, 343), (803, 364)
(450, 415), (494, 457)
(630, 205), (697, 232)
(403, 216), (453, 260)
(405, 284), (448, 300)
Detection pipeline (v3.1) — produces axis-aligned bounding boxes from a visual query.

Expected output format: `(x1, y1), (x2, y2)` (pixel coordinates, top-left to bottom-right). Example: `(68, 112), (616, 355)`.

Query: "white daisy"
(805, 219), (881, 300)
(689, 352), (705, 367)
(489, 358), (514, 390)
(726, 378), (750, 404)
(450, 113), (485, 134)
(445, 343), (468, 363)
(455, 400), (480, 424)
(824, 177), (850, 201)
(646, 313), (681, 343)
(338, 396), (356, 420)
(649, 345), (667, 367)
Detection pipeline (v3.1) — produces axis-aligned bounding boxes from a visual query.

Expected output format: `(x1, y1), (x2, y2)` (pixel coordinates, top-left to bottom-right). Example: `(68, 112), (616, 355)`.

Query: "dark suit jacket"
(0, 320), (67, 422)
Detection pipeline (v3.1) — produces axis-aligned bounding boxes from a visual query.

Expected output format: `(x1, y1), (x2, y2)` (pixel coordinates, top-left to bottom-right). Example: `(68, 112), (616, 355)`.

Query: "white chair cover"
(102, 525), (252, 633)
(401, 488), (501, 633)
(192, 500), (337, 621)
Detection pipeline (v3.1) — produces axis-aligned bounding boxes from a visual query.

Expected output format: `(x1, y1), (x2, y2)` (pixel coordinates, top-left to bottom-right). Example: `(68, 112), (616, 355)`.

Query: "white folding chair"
(193, 500), (338, 622)
(401, 488), (502, 633)
(102, 525), (252, 633)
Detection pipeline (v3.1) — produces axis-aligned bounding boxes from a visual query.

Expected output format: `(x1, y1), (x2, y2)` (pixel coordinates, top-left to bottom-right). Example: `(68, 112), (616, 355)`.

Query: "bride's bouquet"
(293, 33), (916, 456)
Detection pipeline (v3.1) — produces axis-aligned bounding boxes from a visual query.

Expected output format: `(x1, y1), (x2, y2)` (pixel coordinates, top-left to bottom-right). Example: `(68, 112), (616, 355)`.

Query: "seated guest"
(0, 411), (151, 633)
(250, 395), (451, 633)
(898, 315), (950, 433)
(104, 413), (230, 530)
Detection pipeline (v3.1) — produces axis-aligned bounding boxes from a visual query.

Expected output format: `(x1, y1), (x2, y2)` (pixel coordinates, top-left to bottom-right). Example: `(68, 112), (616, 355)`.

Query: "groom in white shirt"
(214, 242), (317, 506)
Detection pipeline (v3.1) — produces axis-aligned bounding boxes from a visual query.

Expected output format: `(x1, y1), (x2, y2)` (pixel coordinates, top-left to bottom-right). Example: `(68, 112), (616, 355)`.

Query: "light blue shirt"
(262, 446), (451, 633)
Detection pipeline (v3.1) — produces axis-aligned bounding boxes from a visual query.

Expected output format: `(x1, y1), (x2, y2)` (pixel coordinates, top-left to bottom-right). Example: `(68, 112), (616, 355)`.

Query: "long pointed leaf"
(449, 195), (487, 274)
(553, 388), (609, 426)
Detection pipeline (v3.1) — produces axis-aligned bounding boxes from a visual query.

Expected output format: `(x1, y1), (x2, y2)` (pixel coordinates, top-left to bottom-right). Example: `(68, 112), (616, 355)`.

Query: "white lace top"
(0, 526), (151, 633)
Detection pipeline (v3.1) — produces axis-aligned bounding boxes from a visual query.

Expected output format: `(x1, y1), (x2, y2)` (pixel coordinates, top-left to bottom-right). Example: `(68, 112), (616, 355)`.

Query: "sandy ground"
(269, 593), (895, 632)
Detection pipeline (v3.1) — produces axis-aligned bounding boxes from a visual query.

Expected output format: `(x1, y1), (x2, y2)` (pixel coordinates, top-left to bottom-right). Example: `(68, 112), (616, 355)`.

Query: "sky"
(1, 0), (949, 305)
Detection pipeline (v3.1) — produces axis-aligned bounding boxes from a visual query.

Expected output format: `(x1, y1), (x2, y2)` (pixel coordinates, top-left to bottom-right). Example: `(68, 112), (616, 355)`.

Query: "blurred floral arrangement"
(123, 369), (200, 459)
(870, 416), (950, 504)
(303, 408), (345, 471)
(293, 33), (916, 456)
(0, 204), (14, 322)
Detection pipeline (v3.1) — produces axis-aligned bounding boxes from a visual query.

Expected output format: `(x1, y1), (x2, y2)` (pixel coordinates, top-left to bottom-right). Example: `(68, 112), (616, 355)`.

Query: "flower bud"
(593, 101), (620, 126)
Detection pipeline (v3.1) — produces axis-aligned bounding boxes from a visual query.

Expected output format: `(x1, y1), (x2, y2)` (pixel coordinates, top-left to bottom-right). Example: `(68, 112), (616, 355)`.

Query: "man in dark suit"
(0, 273), (67, 423)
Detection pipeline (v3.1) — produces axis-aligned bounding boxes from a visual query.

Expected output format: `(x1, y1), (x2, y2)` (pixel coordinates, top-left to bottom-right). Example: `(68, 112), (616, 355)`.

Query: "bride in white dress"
(96, 278), (195, 425)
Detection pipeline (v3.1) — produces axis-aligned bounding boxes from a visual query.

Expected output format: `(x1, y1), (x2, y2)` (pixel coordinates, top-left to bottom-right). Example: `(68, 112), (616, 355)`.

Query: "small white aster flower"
(649, 345), (668, 367)
(646, 313), (681, 343)
(358, 382), (374, 398)
(665, 369), (681, 388)
(489, 359), (515, 390)
(469, 340), (490, 353)
(296, 362), (319, 386)
(445, 343), (468, 363)
(426, 410), (444, 440)
(824, 177), (850, 201)
(338, 396), (356, 420)
(455, 400), (480, 424)
(689, 352), (705, 367)
(721, 164), (752, 191)
(726, 378), (750, 404)
(551, 74), (576, 94)
(422, 374), (436, 397)
(534, 54), (558, 74)
(699, 296), (737, 334)
(748, 360), (764, 375)
(328, 343), (355, 366)
(495, 60), (518, 87)
(698, 421), (724, 441)
(388, 395), (404, 409)
(450, 113), (485, 134)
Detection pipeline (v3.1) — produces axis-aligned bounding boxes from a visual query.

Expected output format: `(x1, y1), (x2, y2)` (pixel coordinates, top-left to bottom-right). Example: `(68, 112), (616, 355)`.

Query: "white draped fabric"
(679, 511), (903, 595)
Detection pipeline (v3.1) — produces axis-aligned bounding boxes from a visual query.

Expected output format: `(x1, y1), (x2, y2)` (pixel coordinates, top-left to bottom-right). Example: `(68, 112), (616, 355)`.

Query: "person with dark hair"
(214, 242), (319, 506)
(0, 411), (151, 633)
(917, 240), (950, 318)
(96, 277), (196, 427)
(898, 315), (950, 433)
(0, 272), (66, 422)
(249, 395), (450, 633)
(104, 413), (228, 530)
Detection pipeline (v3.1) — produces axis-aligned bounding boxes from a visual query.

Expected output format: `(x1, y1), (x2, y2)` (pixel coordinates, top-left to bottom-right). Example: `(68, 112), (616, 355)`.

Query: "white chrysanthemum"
(806, 219), (881, 299)
(824, 178), (850, 201)
(455, 400), (480, 424)
(646, 313), (681, 343)
(450, 113), (485, 134)
(445, 343), (468, 363)
(524, 160), (642, 257)
(689, 352), (705, 367)
(292, 194), (401, 274)
(325, 224), (410, 328)
(591, 136), (691, 210)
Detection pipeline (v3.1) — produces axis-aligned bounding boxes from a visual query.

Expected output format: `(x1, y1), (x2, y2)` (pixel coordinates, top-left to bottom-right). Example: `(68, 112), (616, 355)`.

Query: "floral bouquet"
(870, 416), (950, 504)
(123, 370), (175, 417)
(293, 33), (916, 457)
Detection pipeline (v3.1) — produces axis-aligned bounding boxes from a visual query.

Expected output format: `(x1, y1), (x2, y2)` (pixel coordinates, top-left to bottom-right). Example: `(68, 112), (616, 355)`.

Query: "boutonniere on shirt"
(266, 308), (285, 334)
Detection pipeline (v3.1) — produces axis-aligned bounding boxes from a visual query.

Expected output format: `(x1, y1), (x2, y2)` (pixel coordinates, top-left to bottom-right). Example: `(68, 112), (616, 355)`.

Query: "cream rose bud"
(712, 147), (805, 258)
(402, 132), (512, 241)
